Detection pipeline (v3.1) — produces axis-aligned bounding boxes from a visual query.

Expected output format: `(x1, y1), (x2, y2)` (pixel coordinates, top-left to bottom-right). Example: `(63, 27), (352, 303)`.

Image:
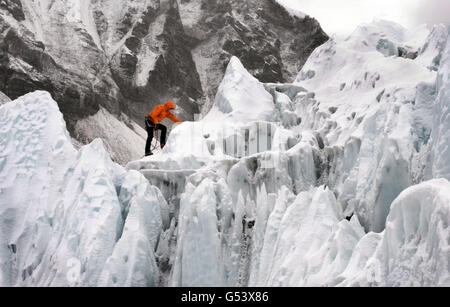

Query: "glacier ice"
(129, 21), (449, 286)
(0, 92), (167, 286)
(339, 179), (450, 286)
(293, 21), (448, 232)
(1, 20), (449, 287)
(204, 57), (276, 123)
(428, 26), (450, 181)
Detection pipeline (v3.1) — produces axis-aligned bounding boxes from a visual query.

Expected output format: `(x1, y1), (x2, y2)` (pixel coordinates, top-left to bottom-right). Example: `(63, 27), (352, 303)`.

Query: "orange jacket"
(147, 101), (182, 124)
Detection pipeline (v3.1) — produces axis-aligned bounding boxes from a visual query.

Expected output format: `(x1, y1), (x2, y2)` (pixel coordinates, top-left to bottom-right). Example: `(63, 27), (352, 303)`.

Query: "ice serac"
(171, 179), (227, 287)
(338, 179), (450, 287)
(372, 179), (450, 286)
(99, 171), (168, 287)
(0, 91), (167, 286)
(129, 57), (307, 286)
(429, 27), (450, 180)
(204, 56), (275, 123)
(294, 20), (448, 232)
(128, 21), (450, 287)
(248, 180), (450, 287)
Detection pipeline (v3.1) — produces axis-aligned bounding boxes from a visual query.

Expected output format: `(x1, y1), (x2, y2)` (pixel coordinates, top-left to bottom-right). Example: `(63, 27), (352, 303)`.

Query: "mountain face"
(0, 20), (449, 287)
(0, 0), (327, 164)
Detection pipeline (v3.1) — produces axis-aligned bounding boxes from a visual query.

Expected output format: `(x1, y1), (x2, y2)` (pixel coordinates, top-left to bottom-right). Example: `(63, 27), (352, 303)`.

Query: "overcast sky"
(277, 0), (450, 35)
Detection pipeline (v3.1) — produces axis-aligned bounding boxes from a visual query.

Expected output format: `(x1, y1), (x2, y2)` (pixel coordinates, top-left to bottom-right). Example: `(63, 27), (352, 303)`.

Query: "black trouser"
(145, 119), (167, 154)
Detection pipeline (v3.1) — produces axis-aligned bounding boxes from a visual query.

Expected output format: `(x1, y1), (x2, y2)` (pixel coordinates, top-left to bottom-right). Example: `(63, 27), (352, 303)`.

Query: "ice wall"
(429, 28), (450, 180)
(0, 92), (168, 286)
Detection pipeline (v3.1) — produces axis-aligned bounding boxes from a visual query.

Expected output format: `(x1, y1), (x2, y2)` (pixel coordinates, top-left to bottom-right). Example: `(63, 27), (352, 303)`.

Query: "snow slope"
(0, 91), (168, 286)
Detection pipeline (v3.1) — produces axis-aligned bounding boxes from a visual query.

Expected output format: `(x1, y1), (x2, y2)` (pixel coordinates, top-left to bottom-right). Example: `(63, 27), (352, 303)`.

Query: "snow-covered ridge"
(274, 0), (306, 20)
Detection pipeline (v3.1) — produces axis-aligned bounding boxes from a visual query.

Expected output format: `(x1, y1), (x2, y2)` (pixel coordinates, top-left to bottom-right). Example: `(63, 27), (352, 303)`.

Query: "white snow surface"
(1, 20), (449, 287)
(0, 92), (168, 286)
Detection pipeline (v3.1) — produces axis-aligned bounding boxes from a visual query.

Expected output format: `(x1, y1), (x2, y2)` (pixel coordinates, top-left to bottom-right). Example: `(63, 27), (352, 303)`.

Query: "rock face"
(0, 0), (328, 141)
(178, 0), (328, 112)
(0, 0), (119, 135)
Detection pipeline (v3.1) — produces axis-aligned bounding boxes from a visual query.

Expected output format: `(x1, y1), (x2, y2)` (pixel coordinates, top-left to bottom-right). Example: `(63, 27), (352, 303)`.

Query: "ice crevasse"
(0, 20), (449, 287)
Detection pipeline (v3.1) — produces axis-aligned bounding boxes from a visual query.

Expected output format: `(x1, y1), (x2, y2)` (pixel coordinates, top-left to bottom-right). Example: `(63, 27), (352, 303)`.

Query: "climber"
(145, 101), (182, 156)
